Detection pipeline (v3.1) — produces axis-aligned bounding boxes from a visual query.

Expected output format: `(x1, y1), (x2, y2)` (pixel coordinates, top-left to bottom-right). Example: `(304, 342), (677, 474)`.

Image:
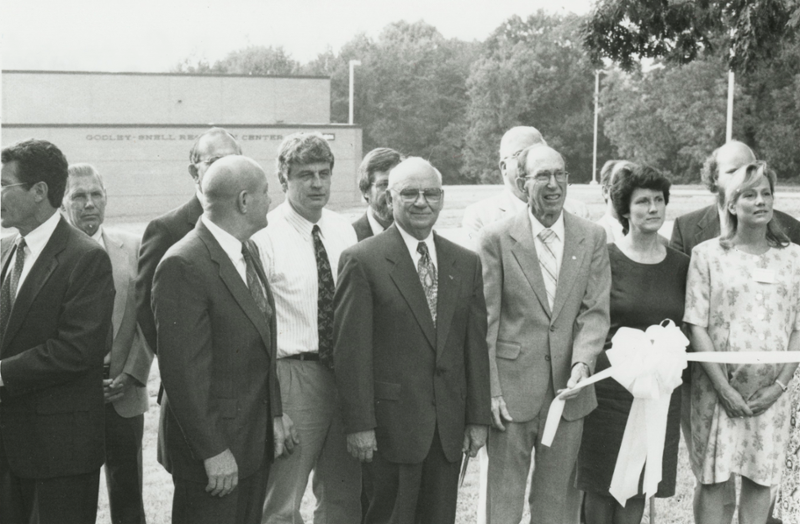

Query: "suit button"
(545, 355), (551, 361)
(550, 325), (555, 332)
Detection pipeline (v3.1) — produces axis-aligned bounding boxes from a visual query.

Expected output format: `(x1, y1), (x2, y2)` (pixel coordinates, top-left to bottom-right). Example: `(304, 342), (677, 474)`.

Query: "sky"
(3, 0), (592, 73)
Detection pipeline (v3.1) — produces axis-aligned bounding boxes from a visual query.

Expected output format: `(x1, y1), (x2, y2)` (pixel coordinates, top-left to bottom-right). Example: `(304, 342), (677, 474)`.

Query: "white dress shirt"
(596, 212), (624, 244)
(396, 223), (438, 273)
(252, 202), (357, 358)
(366, 207), (387, 237)
(0, 211), (62, 387)
(529, 210), (565, 280)
(202, 216), (247, 284)
(90, 225), (107, 250)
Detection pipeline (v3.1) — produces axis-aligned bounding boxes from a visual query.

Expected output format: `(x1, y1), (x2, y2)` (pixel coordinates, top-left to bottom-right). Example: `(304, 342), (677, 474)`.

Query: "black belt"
(283, 352), (320, 361)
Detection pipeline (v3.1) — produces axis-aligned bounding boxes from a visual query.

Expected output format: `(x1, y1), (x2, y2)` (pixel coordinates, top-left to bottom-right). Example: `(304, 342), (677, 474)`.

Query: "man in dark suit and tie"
(334, 157), (491, 524)
(62, 163), (154, 524)
(352, 148), (404, 242)
(0, 139), (115, 524)
(152, 155), (291, 524)
(137, 127), (241, 354)
(477, 144), (611, 524)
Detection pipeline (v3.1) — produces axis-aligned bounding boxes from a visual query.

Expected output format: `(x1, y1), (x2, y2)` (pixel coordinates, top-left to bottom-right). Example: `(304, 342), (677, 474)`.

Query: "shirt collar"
(21, 211), (61, 257)
(366, 207), (386, 235)
(282, 201), (325, 241)
(396, 222), (435, 257)
(529, 208), (565, 241)
(90, 225), (105, 247)
(202, 215), (244, 262)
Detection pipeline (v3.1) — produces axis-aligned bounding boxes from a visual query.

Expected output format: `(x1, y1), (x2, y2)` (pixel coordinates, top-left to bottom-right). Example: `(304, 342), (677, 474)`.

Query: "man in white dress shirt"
(462, 127), (590, 247)
(253, 132), (361, 524)
(63, 163), (154, 524)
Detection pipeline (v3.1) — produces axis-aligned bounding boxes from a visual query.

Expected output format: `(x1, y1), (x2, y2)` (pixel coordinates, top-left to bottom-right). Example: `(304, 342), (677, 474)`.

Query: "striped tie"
(538, 229), (558, 310)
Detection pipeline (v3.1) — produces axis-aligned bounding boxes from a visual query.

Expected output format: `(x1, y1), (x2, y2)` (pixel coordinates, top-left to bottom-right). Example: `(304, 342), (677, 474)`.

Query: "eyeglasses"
(1, 182), (27, 193)
(196, 155), (224, 167)
(522, 171), (569, 184)
(393, 188), (444, 203)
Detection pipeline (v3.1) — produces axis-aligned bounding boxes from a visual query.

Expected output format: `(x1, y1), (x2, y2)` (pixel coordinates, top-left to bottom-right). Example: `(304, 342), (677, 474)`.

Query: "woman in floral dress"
(684, 161), (800, 524)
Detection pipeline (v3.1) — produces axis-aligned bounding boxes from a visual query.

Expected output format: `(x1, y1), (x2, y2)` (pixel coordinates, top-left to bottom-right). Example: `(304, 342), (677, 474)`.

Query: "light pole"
(348, 60), (361, 125)
(591, 69), (606, 185)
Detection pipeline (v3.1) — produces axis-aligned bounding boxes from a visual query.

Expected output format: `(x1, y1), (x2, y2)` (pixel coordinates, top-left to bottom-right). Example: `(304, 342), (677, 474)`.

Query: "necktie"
(538, 229), (558, 310)
(241, 240), (272, 319)
(1, 237), (27, 343)
(416, 242), (437, 325)
(312, 225), (335, 369)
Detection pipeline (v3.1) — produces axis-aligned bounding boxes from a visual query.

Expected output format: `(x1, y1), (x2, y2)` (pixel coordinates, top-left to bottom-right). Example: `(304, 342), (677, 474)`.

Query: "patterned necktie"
(1, 237), (27, 343)
(538, 229), (558, 310)
(312, 225), (335, 369)
(241, 241), (272, 319)
(416, 242), (437, 325)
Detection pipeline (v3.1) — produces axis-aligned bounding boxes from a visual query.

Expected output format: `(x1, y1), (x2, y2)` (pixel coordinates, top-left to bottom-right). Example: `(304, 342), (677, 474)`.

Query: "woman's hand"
(746, 383), (783, 416)
(716, 384), (754, 419)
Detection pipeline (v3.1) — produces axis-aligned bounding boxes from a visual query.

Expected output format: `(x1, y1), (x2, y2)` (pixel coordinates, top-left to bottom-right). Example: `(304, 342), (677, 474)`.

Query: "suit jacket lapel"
(196, 222), (272, 355)
(509, 211), (551, 316)
(433, 234), (460, 361)
(551, 213), (586, 321)
(696, 205), (720, 244)
(3, 218), (68, 351)
(104, 231), (128, 339)
(386, 227), (436, 349)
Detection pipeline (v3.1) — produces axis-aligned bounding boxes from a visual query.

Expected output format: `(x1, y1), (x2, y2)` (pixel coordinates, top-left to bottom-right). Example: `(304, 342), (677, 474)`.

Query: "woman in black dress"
(576, 164), (689, 524)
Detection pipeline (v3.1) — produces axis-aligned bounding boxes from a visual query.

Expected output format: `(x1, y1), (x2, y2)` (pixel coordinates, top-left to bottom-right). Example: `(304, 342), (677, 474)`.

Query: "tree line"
(173, 7), (800, 185)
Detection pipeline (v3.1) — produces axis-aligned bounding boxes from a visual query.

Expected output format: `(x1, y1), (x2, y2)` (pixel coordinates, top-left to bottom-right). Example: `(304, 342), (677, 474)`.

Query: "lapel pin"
(449, 275), (454, 280)
(572, 256), (576, 260)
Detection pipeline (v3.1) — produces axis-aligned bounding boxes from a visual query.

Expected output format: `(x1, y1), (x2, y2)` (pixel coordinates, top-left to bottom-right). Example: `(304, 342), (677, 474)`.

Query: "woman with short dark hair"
(576, 163), (688, 524)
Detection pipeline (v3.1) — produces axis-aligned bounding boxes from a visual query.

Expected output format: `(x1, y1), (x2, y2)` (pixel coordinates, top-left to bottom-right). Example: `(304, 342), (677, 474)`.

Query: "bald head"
(201, 155), (272, 240)
(387, 157), (444, 240)
(702, 140), (756, 195)
(499, 127), (547, 198)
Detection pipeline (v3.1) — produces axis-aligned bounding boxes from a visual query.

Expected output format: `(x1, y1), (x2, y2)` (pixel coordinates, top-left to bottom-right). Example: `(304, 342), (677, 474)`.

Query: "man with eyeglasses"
(477, 144), (610, 524)
(136, 127), (242, 355)
(462, 126), (590, 248)
(1, 139), (115, 524)
(353, 148), (404, 242)
(333, 157), (491, 524)
(252, 132), (361, 524)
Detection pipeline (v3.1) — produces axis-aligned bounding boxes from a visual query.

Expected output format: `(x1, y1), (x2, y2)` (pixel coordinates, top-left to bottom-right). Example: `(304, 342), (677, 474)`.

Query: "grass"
(95, 183), (800, 523)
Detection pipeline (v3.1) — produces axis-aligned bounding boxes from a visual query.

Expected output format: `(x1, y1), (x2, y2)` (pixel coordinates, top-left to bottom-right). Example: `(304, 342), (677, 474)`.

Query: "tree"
(464, 12), (614, 183)
(172, 45), (300, 75)
(583, 0), (796, 73)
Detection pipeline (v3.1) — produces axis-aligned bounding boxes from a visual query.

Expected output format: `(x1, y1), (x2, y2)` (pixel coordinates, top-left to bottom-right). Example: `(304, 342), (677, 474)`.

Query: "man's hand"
(347, 430), (377, 462)
(274, 414), (299, 458)
(558, 363), (590, 400)
(746, 383), (782, 417)
(462, 424), (488, 457)
(203, 449), (238, 497)
(490, 395), (514, 431)
(103, 373), (135, 403)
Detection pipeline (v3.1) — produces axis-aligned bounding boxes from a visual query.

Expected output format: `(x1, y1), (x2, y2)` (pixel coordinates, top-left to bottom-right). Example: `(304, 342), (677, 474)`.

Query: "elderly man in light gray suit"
(63, 163), (154, 524)
(477, 144), (611, 524)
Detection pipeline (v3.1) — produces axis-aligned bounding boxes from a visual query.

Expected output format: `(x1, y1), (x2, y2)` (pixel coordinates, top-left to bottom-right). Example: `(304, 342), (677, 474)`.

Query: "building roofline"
(2, 69), (330, 80)
(3, 123), (360, 129)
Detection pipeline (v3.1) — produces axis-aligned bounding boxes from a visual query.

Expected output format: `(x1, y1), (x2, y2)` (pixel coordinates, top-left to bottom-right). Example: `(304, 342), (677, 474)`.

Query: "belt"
(283, 352), (320, 361)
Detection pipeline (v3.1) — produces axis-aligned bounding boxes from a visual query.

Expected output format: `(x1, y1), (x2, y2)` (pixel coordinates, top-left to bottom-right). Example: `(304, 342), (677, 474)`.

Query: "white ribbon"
(540, 320), (800, 507)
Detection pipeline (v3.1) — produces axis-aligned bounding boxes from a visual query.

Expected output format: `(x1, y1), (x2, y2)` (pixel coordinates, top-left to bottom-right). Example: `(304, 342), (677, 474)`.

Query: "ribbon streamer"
(540, 320), (800, 507)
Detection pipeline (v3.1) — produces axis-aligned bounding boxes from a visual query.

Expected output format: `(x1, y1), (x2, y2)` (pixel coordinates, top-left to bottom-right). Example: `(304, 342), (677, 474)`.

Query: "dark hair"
(1, 139), (69, 207)
(357, 148), (404, 195)
(610, 164), (671, 235)
(189, 127), (241, 163)
(719, 161), (789, 249)
(276, 132), (334, 185)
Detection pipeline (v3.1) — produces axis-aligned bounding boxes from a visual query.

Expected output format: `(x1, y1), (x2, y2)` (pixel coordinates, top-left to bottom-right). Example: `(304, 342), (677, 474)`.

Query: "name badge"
(753, 268), (776, 284)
